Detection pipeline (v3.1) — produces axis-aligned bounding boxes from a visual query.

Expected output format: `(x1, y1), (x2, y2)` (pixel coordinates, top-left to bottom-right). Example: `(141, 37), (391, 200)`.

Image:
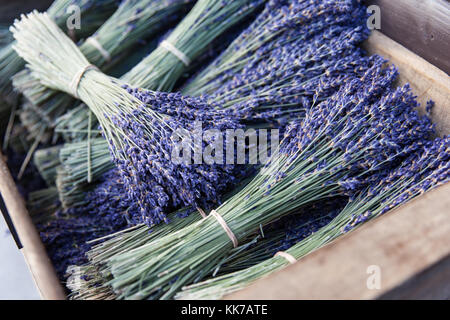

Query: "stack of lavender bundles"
(0, 0), (118, 106)
(177, 136), (449, 299)
(44, 13), (262, 211)
(66, 197), (346, 299)
(54, 0), (264, 142)
(44, 5), (374, 278)
(7, 0), (448, 300)
(69, 62), (435, 299)
(29, 0), (266, 207)
(13, 1), (270, 281)
(52, 0), (371, 212)
(10, 8), (257, 238)
(23, 0), (373, 285)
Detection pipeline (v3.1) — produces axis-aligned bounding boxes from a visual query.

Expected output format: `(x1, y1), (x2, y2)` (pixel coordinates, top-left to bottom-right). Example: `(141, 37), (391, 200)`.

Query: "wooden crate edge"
(0, 153), (66, 300)
(226, 182), (450, 300)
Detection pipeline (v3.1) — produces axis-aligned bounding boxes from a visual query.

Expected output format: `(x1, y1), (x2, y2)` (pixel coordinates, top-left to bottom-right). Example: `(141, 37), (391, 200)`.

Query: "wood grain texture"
(364, 0), (450, 74)
(226, 183), (450, 300)
(0, 153), (66, 300)
(364, 31), (450, 136)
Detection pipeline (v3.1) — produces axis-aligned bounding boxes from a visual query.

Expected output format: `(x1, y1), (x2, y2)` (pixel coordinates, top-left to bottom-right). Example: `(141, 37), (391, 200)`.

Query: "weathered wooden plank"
(364, 31), (450, 136)
(226, 183), (450, 300)
(0, 153), (66, 300)
(364, 0), (450, 74)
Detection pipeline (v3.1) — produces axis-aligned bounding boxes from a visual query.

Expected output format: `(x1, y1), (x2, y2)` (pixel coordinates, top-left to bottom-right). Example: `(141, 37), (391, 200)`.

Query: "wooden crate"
(0, 1), (449, 300)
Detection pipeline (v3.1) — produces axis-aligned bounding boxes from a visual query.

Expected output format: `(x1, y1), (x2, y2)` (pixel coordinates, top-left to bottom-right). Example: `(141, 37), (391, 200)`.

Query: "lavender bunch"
(100, 64), (434, 299)
(12, 12), (254, 225)
(66, 174), (254, 299)
(177, 136), (449, 299)
(50, 20), (258, 209)
(0, 0), (118, 105)
(50, 167), (250, 295)
(94, 91), (253, 224)
(182, 0), (367, 95)
(12, 0), (194, 143)
(109, 87), (252, 225)
(210, 28), (371, 125)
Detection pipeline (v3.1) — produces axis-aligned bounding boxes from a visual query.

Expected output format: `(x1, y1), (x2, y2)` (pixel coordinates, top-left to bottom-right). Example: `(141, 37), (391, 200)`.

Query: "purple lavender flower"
(38, 209), (127, 280)
(107, 88), (254, 225)
(343, 136), (449, 232)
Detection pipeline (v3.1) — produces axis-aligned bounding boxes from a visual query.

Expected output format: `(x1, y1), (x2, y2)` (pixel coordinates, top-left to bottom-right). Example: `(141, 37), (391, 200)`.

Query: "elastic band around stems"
(210, 210), (238, 248)
(274, 251), (297, 264)
(86, 37), (111, 62)
(69, 65), (98, 98)
(160, 40), (191, 66)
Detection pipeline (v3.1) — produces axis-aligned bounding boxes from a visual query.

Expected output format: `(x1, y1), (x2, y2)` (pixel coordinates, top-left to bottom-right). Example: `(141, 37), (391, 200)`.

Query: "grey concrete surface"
(0, 214), (41, 300)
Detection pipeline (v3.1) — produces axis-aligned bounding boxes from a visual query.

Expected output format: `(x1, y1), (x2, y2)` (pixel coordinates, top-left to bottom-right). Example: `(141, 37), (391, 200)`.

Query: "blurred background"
(0, 0), (52, 300)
